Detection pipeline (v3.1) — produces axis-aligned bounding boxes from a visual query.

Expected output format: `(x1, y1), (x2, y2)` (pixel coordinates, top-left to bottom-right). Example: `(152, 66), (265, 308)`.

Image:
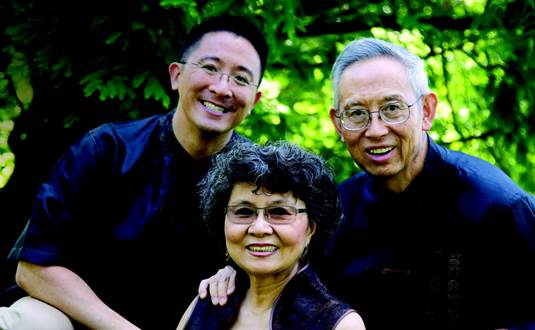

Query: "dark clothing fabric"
(185, 265), (354, 330)
(318, 136), (535, 330)
(8, 110), (249, 329)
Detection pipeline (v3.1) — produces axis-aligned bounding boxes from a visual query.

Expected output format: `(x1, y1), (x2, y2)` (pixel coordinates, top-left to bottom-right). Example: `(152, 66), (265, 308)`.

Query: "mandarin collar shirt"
(324, 135), (535, 329)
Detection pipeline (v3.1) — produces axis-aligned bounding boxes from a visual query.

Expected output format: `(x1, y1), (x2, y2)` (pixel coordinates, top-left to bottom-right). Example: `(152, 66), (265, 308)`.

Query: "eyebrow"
(344, 95), (406, 109)
(197, 56), (255, 79)
(228, 197), (296, 207)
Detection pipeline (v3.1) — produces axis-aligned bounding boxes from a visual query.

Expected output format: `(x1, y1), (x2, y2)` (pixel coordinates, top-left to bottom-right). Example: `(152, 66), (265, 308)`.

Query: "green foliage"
(1, 0), (534, 193)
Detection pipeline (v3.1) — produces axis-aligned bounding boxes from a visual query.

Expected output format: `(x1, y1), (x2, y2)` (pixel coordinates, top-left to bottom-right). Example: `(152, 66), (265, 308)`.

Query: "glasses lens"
(266, 206), (296, 223)
(231, 74), (252, 87)
(380, 103), (409, 124)
(194, 63), (254, 88)
(343, 109), (368, 130)
(227, 206), (256, 224)
(226, 205), (299, 224)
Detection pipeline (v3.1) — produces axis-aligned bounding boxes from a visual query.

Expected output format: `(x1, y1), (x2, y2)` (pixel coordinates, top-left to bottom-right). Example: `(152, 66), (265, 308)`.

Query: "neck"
(172, 109), (232, 159)
(244, 264), (299, 311)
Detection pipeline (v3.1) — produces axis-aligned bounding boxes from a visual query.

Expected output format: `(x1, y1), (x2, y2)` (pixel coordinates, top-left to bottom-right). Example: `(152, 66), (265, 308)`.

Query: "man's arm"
(15, 261), (139, 330)
(197, 265), (236, 306)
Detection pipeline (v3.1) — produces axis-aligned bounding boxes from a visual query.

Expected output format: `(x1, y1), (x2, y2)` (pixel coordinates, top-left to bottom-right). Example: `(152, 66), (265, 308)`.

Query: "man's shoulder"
(90, 111), (169, 139)
(80, 111), (173, 156)
(66, 111), (172, 169)
(432, 141), (529, 202)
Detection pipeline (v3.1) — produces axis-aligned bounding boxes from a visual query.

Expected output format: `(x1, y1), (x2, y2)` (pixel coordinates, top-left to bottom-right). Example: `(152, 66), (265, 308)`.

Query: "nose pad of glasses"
(254, 209), (269, 222)
(209, 73), (233, 95)
(216, 72), (227, 82)
(248, 210), (273, 230)
(370, 110), (386, 123)
(366, 111), (389, 132)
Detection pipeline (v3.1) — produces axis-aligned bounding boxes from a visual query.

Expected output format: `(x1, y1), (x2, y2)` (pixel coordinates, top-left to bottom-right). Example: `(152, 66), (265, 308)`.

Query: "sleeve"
(8, 130), (107, 266)
(511, 193), (535, 249)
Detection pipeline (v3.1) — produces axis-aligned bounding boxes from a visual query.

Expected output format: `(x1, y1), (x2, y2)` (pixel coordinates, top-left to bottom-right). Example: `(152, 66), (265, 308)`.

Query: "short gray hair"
(331, 37), (430, 110)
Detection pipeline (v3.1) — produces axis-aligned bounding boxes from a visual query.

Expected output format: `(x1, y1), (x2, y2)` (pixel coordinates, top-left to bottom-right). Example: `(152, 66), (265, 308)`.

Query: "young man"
(0, 15), (268, 329)
(200, 37), (535, 329)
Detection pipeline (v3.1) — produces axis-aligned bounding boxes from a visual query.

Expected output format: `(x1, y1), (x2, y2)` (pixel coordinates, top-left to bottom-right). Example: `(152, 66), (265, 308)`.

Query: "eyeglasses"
(180, 61), (258, 88)
(225, 205), (307, 225)
(336, 95), (424, 131)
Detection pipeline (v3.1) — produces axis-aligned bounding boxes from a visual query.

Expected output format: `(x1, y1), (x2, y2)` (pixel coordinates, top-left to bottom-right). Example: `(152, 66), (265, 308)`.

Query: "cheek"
(179, 74), (205, 93)
(393, 121), (418, 146)
(240, 87), (261, 105)
(237, 93), (254, 109)
(224, 222), (242, 248)
(225, 221), (248, 250)
(280, 224), (310, 248)
(343, 133), (364, 153)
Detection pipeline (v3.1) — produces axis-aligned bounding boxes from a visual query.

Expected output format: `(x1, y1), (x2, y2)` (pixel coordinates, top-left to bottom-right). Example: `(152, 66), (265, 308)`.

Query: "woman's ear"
(306, 221), (317, 245)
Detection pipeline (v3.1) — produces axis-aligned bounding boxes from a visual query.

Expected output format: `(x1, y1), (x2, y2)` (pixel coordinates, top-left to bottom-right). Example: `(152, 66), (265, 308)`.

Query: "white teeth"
(369, 147), (394, 155)
(248, 246), (277, 252)
(202, 101), (226, 113)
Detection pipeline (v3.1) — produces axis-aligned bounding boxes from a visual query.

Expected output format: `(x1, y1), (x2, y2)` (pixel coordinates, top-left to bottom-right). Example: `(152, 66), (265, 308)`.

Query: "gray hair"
(331, 37), (430, 110)
(198, 141), (342, 263)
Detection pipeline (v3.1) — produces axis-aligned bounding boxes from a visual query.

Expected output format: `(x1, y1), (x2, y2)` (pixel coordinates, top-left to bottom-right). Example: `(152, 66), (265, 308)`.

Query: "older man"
(325, 37), (535, 329)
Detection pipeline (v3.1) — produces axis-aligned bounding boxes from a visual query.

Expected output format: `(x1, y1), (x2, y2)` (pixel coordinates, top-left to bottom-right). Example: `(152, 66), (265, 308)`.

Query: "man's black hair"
(179, 15), (269, 84)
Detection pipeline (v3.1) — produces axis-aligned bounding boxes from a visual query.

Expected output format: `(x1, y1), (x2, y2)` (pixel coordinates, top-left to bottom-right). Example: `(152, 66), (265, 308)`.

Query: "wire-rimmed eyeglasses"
(180, 61), (258, 88)
(336, 94), (424, 131)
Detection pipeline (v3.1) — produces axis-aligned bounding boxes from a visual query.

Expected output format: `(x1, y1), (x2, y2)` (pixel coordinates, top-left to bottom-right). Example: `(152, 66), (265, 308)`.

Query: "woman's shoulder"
(334, 311), (366, 330)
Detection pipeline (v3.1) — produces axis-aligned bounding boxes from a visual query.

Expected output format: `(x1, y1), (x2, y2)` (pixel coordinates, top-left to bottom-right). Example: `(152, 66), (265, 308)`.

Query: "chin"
(364, 164), (398, 177)
(197, 122), (232, 135)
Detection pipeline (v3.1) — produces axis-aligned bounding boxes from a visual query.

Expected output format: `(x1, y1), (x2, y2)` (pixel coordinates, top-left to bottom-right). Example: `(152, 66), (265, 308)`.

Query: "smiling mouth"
(247, 246), (278, 253)
(367, 146), (394, 155)
(202, 101), (229, 113)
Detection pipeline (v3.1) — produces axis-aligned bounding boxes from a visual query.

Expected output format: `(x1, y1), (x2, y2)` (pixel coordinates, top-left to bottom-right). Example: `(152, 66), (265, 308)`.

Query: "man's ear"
(169, 62), (182, 91)
(329, 107), (344, 138)
(253, 91), (262, 107)
(247, 91), (262, 115)
(421, 92), (437, 131)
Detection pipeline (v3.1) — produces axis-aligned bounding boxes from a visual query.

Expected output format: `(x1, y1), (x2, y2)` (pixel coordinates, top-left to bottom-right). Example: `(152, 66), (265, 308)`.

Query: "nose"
(365, 111), (389, 138)
(248, 210), (273, 235)
(210, 72), (232, 97)
(208, 73), (233, 98)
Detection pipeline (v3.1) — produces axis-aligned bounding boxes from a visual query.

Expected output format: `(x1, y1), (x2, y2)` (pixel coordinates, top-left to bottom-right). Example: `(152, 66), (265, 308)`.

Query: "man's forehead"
(188, 32), (260, 71)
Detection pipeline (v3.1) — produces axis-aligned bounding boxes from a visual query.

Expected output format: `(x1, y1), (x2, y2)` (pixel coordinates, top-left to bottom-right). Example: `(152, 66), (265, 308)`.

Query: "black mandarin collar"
(158, 108), (248, 174)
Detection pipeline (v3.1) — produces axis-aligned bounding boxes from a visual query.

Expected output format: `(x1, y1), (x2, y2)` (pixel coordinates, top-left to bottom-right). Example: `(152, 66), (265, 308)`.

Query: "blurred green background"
(1, 0), (534, 285)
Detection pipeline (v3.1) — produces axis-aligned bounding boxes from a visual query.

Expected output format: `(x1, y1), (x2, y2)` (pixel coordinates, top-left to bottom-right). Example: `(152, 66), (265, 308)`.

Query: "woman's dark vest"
(185, 265), (354, 330)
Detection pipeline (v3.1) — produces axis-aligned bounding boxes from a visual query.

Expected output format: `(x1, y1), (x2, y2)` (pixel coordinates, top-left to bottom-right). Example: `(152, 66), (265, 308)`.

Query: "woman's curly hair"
(198, 141), (342, 264)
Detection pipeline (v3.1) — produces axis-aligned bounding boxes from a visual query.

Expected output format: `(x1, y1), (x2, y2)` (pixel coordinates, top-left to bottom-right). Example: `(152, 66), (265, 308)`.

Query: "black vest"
(185, 265), (354, 330)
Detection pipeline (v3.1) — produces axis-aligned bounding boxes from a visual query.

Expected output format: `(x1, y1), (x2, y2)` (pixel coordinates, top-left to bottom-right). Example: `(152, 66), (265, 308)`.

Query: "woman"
(177, 141), (365, 330)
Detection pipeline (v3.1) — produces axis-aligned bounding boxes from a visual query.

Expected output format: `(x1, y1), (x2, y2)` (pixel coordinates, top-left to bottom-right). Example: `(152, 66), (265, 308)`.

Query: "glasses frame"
(336, 94), (425, 131)
(224, 205), (307, 225)
(179, 61), (258, 88)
